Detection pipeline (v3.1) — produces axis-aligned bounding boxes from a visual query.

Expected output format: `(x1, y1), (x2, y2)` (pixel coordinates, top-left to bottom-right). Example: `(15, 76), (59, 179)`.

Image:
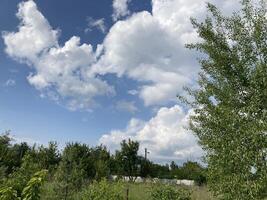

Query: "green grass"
(125, 183), (215, 200)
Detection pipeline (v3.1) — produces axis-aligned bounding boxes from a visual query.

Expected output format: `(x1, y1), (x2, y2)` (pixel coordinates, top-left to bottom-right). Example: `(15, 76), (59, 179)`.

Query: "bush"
(0, 186), (18, 200)
(151, 184), (191, 200)
(75, 179), (124, 200)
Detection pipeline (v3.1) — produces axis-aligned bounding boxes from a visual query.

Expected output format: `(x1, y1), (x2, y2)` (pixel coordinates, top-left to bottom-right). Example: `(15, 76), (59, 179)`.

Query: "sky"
(0, 0), (242, 164)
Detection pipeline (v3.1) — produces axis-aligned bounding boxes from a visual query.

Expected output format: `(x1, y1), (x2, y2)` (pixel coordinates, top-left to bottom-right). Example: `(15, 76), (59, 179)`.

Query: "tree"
(116, 139), (140, 181)
(183, 0), (267, 199)
(91, 145), (111, 180)
(37, 142), (60, 171)
(54, 142), (93, 200)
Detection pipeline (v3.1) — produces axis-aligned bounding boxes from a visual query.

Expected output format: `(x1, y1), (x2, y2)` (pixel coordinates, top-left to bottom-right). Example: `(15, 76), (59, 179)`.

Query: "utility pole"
(145, 148), (150, 160)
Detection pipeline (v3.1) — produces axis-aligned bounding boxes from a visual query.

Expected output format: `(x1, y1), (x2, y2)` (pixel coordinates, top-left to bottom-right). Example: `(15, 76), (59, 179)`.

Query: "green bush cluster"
(0, 170), (47, 200)
(74, 179), (124, 200)
(151, 184), (191, 200)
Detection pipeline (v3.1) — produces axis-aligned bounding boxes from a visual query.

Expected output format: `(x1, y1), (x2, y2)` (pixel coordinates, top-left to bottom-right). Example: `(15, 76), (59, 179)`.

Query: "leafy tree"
(37, 142), (60, 171)
(139, 157), (153, 178)
(91, 145), (111, 180)
(183, 0), (267, 199)
(54, 143), (93, 199)
(116, 139), (140, 181)
(170, 161), (178, 171)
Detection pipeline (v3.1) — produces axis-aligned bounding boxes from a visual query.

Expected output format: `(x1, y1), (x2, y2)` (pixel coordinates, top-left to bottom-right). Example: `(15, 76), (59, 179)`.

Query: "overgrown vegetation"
(183, 0), (267, 199)
(151, 184), (191, 200)
(0, 133), (205, 199)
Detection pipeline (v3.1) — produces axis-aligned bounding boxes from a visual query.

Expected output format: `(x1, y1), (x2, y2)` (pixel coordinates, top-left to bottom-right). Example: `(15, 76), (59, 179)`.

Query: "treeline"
(0, 132), (206, 199)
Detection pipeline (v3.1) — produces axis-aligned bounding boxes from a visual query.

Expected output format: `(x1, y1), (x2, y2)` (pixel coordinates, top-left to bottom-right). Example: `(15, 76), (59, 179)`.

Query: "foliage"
(0, 186), (18, 200)
(76, 179), (124, 200)
(0, 132), (208, 199)
(151, 184), (191, 200)
(0, 170), (47, 200)
(53, 142), (92, 199)
(22, 170), (48, 200)
(116, 139), (140, 181)
(184, 0), (267, 199)
(171, 161), (207, 186)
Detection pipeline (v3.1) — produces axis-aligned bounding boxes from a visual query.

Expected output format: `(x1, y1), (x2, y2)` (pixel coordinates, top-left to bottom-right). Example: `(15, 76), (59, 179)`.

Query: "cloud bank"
(3, 0), (240, 110)
(99, 105), (203, 163)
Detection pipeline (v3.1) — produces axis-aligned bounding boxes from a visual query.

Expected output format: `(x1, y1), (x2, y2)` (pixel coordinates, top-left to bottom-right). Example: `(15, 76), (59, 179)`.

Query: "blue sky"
(0, 0), (152, 144)
(0, 0), (241, 163)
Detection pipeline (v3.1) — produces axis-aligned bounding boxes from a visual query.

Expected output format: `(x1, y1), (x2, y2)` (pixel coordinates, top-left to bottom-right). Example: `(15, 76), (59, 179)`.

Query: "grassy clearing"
(125, 183), (215, 200)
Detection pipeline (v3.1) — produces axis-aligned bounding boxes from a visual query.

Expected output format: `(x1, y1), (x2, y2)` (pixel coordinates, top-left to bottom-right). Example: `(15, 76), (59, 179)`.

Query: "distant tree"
(116, 139), (140, 181)
(54, 142), (93, 199)
(183, 0), (267, 199)
(37, 142), (60, 171)
(139, 157), (153, 178)
(170, 161), (178, 171)
(91, 145), (111, 180)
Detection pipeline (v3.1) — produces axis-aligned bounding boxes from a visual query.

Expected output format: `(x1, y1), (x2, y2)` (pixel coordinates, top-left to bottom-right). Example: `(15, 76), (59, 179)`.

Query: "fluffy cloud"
(3, 0), (241, 110)
(3, 0), (114, 111)
(93, 0), (240, 106)
(112, 0), (131, 21)
(99, 105), (203, 163)
(2, 0), (58, 62)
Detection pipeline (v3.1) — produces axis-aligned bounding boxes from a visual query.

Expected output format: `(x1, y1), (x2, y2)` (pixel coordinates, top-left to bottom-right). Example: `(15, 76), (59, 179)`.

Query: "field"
(125, 183), (215, 200)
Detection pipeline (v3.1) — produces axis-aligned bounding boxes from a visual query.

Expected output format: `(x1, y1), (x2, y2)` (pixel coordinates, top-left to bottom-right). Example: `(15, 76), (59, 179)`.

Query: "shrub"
(151, 184), (191, 200)
(0, 186), (18, 200)
(76, 179), (124, 200)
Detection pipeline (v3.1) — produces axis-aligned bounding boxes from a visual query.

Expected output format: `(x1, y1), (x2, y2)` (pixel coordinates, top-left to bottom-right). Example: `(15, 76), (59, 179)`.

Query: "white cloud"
(2, 0), (58, 62)
(85, 17), (106, 33)
(3, 0), (114, 111)
(116, 100), (138, 113)
(90, 0), (240, 106)
(92, 8), (198, 106)
(3, 0), (241, 110)
(112, 0), (131, 21)
(99, 105), (203, 163)
(4, 79), (16, 87)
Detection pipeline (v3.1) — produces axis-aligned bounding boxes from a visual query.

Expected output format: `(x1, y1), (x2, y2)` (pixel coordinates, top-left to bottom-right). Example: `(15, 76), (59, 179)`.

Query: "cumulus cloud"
(99, 105), (203, 163)
(2, 0), (58, 62)
(85, 17), (106, 33)
(3, 0), (241, 110)
(93, 0), (239, 106)
(112, 0), (131, 21)
(3, 0), (114, 111)
(116, 100), (138, 113)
